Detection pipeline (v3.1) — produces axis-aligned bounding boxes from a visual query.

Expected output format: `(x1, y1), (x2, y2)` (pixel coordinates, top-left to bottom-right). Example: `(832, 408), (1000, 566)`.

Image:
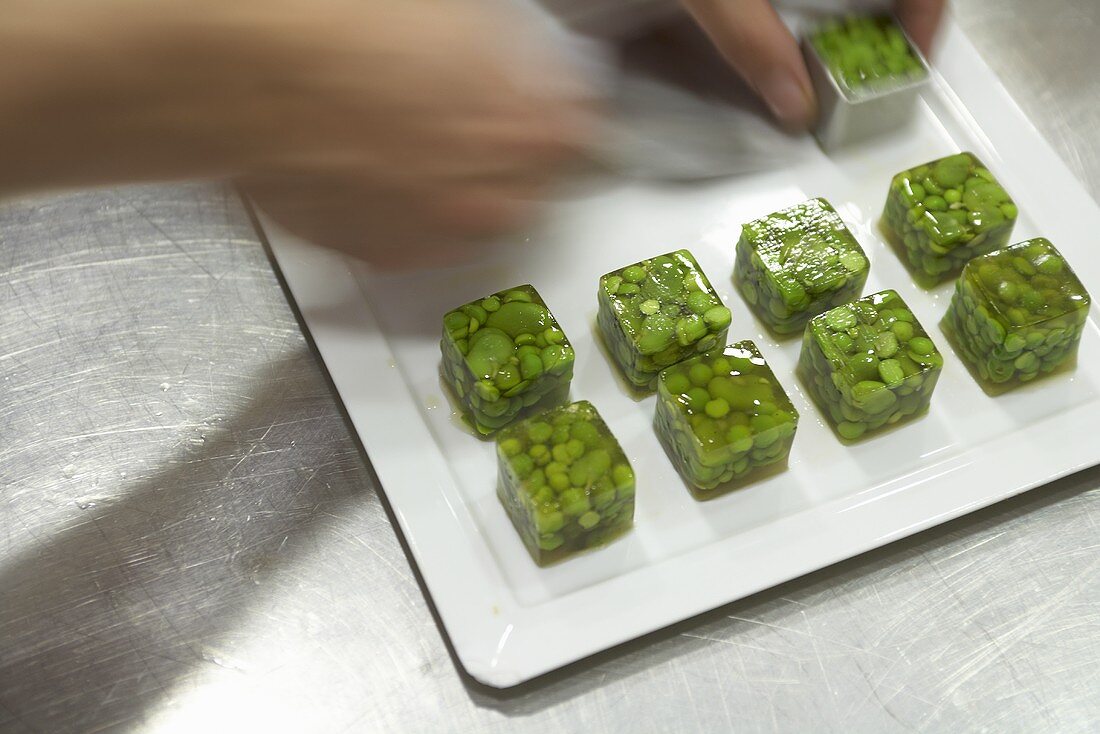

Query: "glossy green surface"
(811, 15), (926, 96)
(655, 341), (798, 496)
(881, 152), (1017, 285)
(734, 198), (869, 335)
(598, 250), (732, 389)
(441, 285), (574, 435)
(496, 401), (635, 566)
(941, 238), (1091, 393)
(798, 290), (943, 441)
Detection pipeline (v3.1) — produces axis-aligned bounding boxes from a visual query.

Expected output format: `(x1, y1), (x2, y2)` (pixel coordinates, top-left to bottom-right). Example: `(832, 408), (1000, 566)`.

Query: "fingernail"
(760, 70), (814, 130)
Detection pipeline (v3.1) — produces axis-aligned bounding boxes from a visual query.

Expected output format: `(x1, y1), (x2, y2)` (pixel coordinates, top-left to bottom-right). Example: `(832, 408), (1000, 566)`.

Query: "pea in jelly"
(881, 152), (1018, 286)
(441, 285), (574, 435)
(655, 341), (798, 498)
(941, 238), (1090, 394)
(797, 290), (943, 441)
(598, 250), (732, 390)
(496, 401), (634, 565)
(734, 198), (869, 336)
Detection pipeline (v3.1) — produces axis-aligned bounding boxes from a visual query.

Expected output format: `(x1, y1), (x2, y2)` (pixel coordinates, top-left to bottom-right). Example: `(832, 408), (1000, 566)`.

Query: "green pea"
(703, 306), (732, 331)
(891, 321), (915, 342)
(511, 454), (535, 479)
(664, 371), (692, 395)
(689, 363), (714, 387)
(612, 463), (634, 488)
(549, 473), (570, 491)
(704, 398), (730, 419)
(932, 154), (971, 188)
(874, 332), (899, 358)
(847, 353), (880, 381)
(485, 301), (551, 339)
(617, 283), (640, 297)
(826, 306), (857, 331)
(519, 353), (544, 381)
(577, 510), (601, 530)
(444, 311), (469, 332)
(676, 314), (708, 346)
(726, 424), (754, 453)
(924, 195), (947, 211)
(837, 421), (867, 440)
(878, 358), (906, 385)
(622, 265), (646, 283)
(687, 290), (718, 315)
(603, 275), (623, 295)
(559, 489), (590, 517)
(639, 299), (661, 316)
(908, 336), (936, 356)
(685, 387), (710, 412)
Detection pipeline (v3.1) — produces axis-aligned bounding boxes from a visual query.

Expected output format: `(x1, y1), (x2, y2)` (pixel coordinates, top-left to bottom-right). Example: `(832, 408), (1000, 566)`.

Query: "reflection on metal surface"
(2, 2), (1100, 731)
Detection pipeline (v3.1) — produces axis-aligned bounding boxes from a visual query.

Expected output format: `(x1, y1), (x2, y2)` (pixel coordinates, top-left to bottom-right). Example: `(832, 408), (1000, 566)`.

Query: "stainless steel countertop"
(2, 2), (1098, 732)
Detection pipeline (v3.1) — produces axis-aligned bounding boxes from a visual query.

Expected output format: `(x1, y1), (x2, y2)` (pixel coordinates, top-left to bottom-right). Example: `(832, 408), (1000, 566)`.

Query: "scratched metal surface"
(1, 2), (1098, 732)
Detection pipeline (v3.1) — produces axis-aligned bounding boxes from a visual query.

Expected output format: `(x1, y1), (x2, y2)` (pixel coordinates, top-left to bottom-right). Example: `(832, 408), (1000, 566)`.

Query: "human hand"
(0, 0), (593, 269)
(679, 0), (946, 131)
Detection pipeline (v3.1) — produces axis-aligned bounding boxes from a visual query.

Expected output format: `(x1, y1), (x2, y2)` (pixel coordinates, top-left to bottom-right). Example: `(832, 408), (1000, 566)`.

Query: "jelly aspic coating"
(941, 238), (1091, 394)
(811, 14), (926, 95)
(597, 250), (732, 390)
(441, 285), (574, 435)
(496, 401), (635, 566)
(881, 152), (1017, 285)
(655, 341), (798, 498)
(734, 197), (869, 336)
(798, 290), (943, 441)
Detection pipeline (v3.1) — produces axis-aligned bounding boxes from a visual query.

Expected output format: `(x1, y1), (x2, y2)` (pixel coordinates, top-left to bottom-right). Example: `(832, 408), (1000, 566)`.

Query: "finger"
(680, 0), (816, 131)
(433, 183), (541, 239)
(896, 0), (946, 56)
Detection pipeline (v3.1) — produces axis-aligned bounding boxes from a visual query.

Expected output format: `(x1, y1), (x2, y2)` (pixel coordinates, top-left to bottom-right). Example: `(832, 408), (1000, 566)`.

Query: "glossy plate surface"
(260, 22), (1100, 687)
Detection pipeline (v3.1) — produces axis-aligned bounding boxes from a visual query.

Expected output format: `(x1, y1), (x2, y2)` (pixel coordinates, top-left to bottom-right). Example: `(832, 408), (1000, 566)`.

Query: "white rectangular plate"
(260, 22), (1100, 688)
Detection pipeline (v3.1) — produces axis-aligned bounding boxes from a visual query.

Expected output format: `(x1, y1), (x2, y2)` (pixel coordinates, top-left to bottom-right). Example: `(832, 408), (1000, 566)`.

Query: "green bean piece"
(597, 250), (732, 390)
(440, 284), (574, 435)
(495, 401), (634, 566)
(655, 341), (799, 497)
(880, 152), (1017, 286)
(811, 15), (927, 96)
(940, 238), (1091, 394)
(797, 289), (944, 441)
(734, 198), (869, 336)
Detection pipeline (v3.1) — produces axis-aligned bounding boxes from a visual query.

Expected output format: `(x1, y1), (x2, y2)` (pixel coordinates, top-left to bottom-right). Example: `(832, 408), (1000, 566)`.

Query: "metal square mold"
(802, 17), (931, 151)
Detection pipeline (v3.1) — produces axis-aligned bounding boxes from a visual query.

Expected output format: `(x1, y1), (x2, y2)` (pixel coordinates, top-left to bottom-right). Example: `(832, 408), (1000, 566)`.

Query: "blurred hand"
(0, 0), (593, 268)
(680, 0), (946, 131)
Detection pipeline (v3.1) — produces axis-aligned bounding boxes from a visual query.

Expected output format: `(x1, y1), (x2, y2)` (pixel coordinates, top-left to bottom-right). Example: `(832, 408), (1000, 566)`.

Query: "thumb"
(681, 0), (817, 131)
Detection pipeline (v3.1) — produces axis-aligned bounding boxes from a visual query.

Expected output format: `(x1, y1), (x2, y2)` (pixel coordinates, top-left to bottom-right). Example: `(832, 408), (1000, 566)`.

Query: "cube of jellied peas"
(597, 250), (732, 389)
(655, 341), (798, 498)
(797, 290), (943, 441)
(441, 285), (574, 435)
(881, 152), (1018, 285)
(941, 238), (1091, 393)
(810, 15), (927, 96)
(734, 198), (869, 335)
(496, 401), (635, 566)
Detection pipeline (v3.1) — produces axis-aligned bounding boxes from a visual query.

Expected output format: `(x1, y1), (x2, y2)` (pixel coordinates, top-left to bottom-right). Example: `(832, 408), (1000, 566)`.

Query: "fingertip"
(760, 68), (818, 132)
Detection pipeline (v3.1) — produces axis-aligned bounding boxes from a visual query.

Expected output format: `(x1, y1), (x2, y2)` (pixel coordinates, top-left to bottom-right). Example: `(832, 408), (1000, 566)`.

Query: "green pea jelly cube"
(655, 341), (798, 497)
(597, 249), (732, 389)
(734, 198), (869, 335)
(810, 15), (927, 96)
(941, 238), (1091, 394)
(441, 285), (574, 435)
(881, 152), (1018, 285)
(798, 290), (943, 441)
(496, 401), (635, 566)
